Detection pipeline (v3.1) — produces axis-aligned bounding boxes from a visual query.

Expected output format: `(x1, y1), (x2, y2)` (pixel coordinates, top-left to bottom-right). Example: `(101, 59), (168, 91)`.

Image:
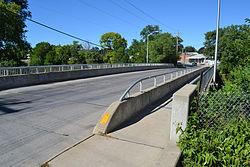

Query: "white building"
(188, 54), (206, 64)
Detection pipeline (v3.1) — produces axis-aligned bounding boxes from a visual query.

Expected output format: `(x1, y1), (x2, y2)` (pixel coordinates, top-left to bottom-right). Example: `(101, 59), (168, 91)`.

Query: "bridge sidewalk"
(47, 99), (181, 167)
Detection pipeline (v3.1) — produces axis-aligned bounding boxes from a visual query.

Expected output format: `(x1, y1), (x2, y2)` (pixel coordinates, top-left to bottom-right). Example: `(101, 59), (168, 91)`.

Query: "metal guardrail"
(120, 66), (202, 101)
(190, 66), (214, 92)
(0, 63), (173, 77)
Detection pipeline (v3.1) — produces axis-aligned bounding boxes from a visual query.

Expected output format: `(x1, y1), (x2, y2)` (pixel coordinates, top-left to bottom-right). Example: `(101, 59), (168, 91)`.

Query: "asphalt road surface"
(0, 68), (178, 167)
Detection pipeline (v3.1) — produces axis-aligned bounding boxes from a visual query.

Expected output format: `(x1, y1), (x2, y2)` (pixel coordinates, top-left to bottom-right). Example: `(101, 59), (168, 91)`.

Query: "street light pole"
(213, 0), (220, 83)
(147, 34), (149, 63)
(146, 31), (159, 63)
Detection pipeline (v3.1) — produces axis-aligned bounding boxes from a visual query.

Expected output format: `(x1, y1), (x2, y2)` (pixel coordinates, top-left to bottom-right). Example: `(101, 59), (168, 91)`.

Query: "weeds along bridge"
(0, 63), (206, 167)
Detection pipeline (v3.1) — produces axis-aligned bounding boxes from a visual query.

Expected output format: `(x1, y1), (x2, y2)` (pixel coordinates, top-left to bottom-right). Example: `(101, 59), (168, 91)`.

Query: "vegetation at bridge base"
(177, 111), (249, 166)
(177, 84), (250, 166)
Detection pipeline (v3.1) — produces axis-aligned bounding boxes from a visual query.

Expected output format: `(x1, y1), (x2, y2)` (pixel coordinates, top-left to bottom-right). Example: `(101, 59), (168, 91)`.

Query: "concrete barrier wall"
(93, 67), (208, 135)
(170, 84), (197, 142)
(0, 65), (172, 90)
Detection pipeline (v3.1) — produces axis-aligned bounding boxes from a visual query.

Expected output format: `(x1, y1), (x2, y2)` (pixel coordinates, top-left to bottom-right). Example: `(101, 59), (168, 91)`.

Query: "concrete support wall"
(0, 65), (171, 90)
(93, 67), (208, 135)
(170, 84), (197, 142)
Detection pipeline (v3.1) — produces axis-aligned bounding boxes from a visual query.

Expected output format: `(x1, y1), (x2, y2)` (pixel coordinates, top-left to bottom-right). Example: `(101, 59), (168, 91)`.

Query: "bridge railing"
(119, 66), (202, 101)
(190, 66), (214, 92)
(0, 63), (173, 77)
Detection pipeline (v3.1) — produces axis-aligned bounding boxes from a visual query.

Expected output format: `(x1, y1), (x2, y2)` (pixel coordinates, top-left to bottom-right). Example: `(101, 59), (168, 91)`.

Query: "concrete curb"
(42, 134), (95, 167)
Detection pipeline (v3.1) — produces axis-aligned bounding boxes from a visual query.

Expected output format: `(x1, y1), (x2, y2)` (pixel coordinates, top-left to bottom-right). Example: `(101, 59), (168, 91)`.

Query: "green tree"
(219, 24), (250, 74)
(203, 28), (225, 59)
(198, 47), (205, 54)
(100, 32), (128, 63)
(30, 42), (52, 66)
(90, 47), (99, 53)
(149, 33), (178, 64)
(185, 46), (196, 52)
(85, 51), (103, 64)
(0, 0), (31, 66)
(128, 39), (146, 63)
(44, 50), (56, 65)
(140, 25), (161, 42)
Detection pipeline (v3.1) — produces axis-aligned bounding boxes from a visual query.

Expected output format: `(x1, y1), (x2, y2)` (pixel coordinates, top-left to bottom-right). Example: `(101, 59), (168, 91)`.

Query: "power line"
(0, 6), (102, 47)
(123, 0), (177, 31)
(76, 0), (140, 28)
(109, 0), (149, 24)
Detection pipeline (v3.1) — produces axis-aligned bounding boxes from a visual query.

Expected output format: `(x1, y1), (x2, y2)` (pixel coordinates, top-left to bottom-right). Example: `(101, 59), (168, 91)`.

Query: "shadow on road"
(0, 99), (31, 115)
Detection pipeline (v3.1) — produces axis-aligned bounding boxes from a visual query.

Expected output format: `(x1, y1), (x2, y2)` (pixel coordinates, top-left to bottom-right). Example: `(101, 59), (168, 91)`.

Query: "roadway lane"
(0, 68), (178, 167)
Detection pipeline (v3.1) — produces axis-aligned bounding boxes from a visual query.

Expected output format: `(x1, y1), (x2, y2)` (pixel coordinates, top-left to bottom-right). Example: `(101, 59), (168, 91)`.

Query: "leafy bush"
(178, 114), (249, 166)
(177, 87), (250, 166)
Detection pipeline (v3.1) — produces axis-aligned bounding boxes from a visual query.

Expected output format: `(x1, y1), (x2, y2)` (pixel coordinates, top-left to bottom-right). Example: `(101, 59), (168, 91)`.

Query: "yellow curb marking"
(100, 113), (111, 125)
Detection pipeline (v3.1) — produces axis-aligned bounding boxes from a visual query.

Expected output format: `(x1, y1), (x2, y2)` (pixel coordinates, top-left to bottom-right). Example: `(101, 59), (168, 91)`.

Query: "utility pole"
(175, 32), (182, 54)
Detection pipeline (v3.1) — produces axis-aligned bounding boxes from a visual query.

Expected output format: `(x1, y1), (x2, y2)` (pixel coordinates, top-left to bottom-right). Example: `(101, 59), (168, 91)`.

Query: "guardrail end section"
(93, 101), (120, 135)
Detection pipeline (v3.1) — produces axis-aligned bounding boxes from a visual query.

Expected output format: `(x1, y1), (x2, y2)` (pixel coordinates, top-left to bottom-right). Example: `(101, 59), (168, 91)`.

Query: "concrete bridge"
(0, 64), (209, 167)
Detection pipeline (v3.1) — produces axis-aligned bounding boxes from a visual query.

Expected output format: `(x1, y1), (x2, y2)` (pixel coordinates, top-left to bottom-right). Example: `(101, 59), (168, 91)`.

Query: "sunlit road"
(0, 68), (178, 167)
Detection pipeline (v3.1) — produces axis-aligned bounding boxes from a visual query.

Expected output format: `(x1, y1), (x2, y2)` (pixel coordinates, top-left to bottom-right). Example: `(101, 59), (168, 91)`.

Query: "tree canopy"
(203, 21), (249, 74)
(140, 25), (161, 42)
(100, 32), (128, 63)
(129, 25), (181, 64)
(185, 46), (196, 52)
(30, 41), (104, 66)
(0, 0), (31, 66)
(149, 33), (179, 64)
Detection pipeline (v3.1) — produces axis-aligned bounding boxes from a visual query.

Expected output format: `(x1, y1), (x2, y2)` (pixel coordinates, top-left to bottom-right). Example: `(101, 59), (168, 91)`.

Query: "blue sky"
(25, 0), (249, 50)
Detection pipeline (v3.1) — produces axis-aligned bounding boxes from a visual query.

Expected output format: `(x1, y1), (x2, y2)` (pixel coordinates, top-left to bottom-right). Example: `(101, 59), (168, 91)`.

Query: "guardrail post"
(163, 75), (166, 82)
(20, 69), (22, 75)
(176, 71), (178, 77)
(140, 81), (143, 92)
(171, 73), (173, 80)
(154, 77), (157, 87)
(36, 68), (38, 74)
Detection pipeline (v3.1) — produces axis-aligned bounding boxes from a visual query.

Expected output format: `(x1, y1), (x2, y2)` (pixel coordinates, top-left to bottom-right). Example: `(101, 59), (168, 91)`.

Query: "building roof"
(189, 54), (206, 59)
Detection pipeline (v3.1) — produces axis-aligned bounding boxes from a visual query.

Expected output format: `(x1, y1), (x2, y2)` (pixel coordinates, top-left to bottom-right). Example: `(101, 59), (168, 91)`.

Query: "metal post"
(213, 0), (220, 83)
(154, 77), (157, 87)
(146, 35), (149, 63)
(140, 81), (143, 92)
(163, 75), (166, 82)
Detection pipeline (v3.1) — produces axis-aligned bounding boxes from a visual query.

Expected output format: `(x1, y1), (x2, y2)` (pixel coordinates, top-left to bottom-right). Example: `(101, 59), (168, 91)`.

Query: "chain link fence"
(197, 89), (249, 130)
